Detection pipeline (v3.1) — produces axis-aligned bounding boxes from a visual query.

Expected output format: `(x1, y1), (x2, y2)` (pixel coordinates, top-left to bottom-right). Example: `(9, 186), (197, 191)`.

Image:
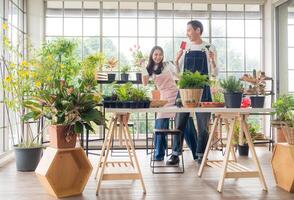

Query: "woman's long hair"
(146, 46), (164, 76)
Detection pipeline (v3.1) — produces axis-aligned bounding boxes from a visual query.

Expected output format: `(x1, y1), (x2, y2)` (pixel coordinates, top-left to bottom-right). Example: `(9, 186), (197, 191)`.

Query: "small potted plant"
(220, 76), (243, 108)
(201, 79), (225, 107)
(281, 114), (294, 145)
(271, 94), (294, 142)
(178, 71), (210, 108)
(130, 45), (148, 82)
(105, 57), (118, 82)
(120, 65), (130, 82)
(240, 70), (269, 108)
(233, 121), (259, 156)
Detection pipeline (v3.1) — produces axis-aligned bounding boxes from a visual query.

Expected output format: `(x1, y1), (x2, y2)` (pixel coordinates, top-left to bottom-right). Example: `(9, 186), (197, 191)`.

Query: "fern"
(178, 71), (209, 89)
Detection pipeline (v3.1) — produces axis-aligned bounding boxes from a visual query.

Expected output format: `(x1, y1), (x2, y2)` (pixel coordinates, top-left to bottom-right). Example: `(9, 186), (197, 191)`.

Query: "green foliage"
(220, 76), (243, 93)
(178, 71), (209, 89)
(114, 83), (149, 101)
(272, 94), (294, 122)
(210, 79), (224, 103)
(233, 121), (259, 145)
(121, 65), (130, 74)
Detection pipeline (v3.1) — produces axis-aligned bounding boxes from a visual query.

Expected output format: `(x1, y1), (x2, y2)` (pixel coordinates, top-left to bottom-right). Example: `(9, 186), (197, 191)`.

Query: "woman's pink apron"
(154, 70), (178, 119)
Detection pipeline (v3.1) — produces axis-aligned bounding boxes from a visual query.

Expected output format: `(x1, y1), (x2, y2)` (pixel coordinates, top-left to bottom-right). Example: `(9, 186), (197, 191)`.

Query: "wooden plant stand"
(198, 112), (268, 193)
(271, 143), (294, 192)
(94, 113), (146, 195)
(35, 147), (93, 198)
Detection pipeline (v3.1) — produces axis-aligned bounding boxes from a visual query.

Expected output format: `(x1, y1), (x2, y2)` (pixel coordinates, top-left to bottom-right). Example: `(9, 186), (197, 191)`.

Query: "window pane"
(46, 18), (62, 36)
(120, 37), (137, 66)
(157, 38), (173, 61)
(83, 18), (99, 36)
(84, 1), (99, 17)
(212, 20), (226, 37)
(139, 2), (154, 18)
(138, 38), (154, 58)
(103, 37), (118, 59)
(289, 48), (294, 69)
(174, 19), (188, 37)
(289, 25), (294, 46)
(103, 2), (118, 17)
(246, 39), (261, 71)
(245, 20), (261, 37)
(227, 20), (244, 37)
(198, 19), (209, 37)
(212, 38), (226, 71)
(64, 37), (82, 59)
(64, 1), (82, 17)
(83, 37), (100, 57)
(192, 3), (208, 11)
(174, 37), (186, 59)
(245, 5), (261, 19)
(46, 1), (63, 17)
(227, 4), (244, 19)
(120, 2), (137, 18)
(103, 18), (118, 36)
(64, 18), (82, 36)
(158, 3), (172, 18)
(289, 70), (294, 92)
(158, 19), (173, 37)
(228, 38), (244, 71)
(139, 19), (154, 36)
(174, 3), (191, 18)
(120, 19), (137, 37)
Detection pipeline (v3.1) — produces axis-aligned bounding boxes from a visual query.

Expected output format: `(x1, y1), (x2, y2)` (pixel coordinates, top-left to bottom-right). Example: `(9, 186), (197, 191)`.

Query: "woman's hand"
(175, 49), (184, 63)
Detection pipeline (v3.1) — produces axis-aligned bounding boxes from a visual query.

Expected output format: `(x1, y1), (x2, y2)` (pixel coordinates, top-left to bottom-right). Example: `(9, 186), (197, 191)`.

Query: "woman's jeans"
(153, 118), (169, 160)
(172, 112), (211, 159)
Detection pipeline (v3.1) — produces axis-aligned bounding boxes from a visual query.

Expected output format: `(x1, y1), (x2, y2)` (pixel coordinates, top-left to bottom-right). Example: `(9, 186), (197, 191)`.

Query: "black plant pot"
(116, 101), (123, 108)
(238, 144), (249, 156)
(121, 74), (129, 82)
(14, 146), (43, 171)
(122, 101), (130, 108)
(250, 96), (265, 108)
(224, 92), (242, 108)
(136, 73), (142, 83)
(108, 73), (116, 82)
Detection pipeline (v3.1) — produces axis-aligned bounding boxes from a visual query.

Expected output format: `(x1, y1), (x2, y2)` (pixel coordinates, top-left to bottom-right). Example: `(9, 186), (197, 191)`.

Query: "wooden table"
(95, 107), (273, 194)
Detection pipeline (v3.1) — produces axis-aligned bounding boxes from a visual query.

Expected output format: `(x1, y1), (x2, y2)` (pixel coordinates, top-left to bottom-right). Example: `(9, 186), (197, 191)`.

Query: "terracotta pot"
(275, 127), (286, 143)
(49, 125), (77, 149)
(179, 89), (203, 108)
(151, 90), (161, 100)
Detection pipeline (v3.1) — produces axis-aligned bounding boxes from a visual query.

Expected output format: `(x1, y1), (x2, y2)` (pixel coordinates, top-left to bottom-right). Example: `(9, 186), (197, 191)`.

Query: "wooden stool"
(150, 129), (184, 174)
(94, 113), (146, 195)
(198, 113), (268, 193)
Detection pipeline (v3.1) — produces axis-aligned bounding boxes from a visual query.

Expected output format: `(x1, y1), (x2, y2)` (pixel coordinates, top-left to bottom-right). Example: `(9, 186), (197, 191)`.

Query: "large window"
(288, 6), (294, 93)
(45, 1), (263, 138)
(0, 0), (26, 154)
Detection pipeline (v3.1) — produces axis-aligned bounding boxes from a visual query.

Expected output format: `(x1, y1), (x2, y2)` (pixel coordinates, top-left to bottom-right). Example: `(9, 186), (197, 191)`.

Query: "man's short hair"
(187, 20), (203, 35)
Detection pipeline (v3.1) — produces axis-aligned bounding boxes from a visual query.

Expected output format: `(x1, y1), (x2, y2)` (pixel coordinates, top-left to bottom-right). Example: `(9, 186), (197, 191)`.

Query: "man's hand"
(208, 51), (215, 63)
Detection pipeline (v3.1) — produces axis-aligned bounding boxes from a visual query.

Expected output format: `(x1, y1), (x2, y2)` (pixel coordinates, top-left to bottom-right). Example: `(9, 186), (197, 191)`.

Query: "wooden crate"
(35, 147), (93, 198)
(271, 143), (294, 193)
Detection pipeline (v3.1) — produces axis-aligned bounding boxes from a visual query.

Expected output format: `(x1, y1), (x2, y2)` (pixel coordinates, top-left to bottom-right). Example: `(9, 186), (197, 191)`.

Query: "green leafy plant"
(272, 94), (294, 122)
(233, 120), (259, 145)
(178, 71), (209, 89)
(130, 45), (148, 70)
(220, 76), (243, 93)
(121, 65), (130, 74)
(210, 79), (224, 103)
(114, 83), (149, 101)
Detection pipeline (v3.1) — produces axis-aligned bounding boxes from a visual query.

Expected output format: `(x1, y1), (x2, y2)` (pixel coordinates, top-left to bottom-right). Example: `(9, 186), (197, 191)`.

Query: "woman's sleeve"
(166, 61), (180, 80)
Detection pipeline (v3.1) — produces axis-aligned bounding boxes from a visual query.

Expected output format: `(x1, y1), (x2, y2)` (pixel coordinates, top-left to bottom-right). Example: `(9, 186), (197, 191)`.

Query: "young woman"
(142, 46), (179, 161)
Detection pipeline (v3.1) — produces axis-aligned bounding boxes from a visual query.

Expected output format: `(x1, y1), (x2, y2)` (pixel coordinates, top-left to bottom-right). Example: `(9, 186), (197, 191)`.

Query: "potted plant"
(105, 57), (118, 82)
(120, 65), (130, 82)
(233, 121), (259, 156)
(201, 78), (225, 107)
(281, 114), (294, 145)
(1, 25), (43, 171)
(220, 76), (243, 108)
(149, 80), (160, 100)
(130, 45), (148, 82)
(240, 70), (269, 108)
(177, 71), (210, 108)
(23, 39), (105, 149)
(271, 94), (294, 142)
(82, 52), (107, 80)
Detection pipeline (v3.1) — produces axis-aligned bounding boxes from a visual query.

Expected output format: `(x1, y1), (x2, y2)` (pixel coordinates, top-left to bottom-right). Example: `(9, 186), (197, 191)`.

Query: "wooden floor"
(0, 147), (293, 200)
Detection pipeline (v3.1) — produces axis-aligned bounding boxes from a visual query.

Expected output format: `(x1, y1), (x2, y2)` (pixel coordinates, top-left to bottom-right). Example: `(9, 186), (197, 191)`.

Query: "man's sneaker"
(166, 155), (179, 165)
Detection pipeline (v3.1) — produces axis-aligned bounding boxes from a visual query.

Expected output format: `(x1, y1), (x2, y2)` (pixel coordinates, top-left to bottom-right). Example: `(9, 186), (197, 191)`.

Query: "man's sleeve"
(210, 44), (218, 77)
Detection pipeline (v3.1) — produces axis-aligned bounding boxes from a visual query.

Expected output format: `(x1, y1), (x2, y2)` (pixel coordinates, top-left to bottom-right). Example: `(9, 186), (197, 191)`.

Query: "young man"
(166, 20), (218, 165)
